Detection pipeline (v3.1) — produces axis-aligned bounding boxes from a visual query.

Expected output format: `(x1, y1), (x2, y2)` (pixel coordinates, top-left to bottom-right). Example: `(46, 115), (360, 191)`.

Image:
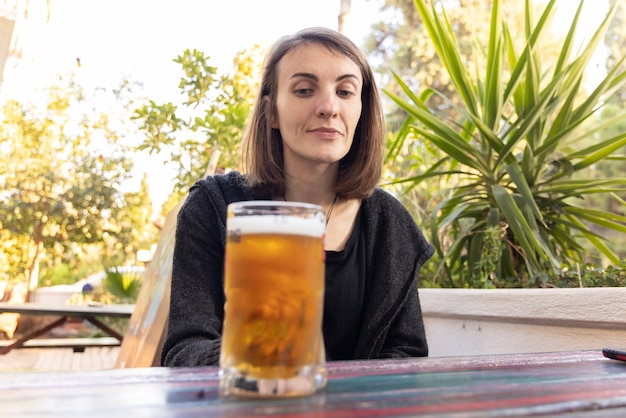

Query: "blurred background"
(0, 0), (624, 308)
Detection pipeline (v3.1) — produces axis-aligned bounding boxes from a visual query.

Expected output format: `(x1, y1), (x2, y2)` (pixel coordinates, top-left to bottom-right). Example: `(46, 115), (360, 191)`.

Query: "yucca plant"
(386, 0), (626, 287)
(103, 266), (143, 303)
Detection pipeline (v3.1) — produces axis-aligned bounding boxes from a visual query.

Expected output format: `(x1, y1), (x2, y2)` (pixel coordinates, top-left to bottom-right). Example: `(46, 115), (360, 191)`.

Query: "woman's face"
(272, 43), (363, 172)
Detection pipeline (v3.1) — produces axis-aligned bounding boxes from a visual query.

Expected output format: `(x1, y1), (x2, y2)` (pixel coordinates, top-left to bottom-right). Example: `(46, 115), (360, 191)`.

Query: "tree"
(133, 47), (263, 215)
(111, 173), (156, 265)
(0, 75), (149, 296)
(605, 0), (626, 105)
(592, 0), (626, 255)
(339, 0), (352, 33)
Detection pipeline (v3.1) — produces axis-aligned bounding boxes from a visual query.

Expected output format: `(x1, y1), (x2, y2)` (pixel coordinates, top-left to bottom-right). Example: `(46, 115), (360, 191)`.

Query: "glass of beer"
(219, 201), (327, 398)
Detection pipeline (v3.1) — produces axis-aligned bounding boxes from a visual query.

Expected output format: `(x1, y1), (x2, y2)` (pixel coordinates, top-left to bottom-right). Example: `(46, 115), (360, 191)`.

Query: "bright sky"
(2, 0), (609, 215)
(7, 0), (378, 97)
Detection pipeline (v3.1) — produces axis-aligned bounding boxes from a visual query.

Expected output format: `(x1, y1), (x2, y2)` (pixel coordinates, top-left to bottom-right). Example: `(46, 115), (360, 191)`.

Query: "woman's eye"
(337, 90), (355, 98)
(295, 88), (313, 96)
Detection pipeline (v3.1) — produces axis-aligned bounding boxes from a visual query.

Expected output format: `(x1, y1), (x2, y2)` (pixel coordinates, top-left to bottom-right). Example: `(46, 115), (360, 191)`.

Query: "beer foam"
(227, 215), (325, 237)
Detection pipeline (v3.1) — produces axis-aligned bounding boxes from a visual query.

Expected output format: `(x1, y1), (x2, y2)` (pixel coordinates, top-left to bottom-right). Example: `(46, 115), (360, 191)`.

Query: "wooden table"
(2, 350), (626, 416)
(0, 302), (134, 354)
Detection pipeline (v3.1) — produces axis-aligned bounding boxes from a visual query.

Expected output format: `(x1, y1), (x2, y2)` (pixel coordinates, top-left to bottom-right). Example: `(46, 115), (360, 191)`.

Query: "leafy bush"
(387, 0), (626, 287)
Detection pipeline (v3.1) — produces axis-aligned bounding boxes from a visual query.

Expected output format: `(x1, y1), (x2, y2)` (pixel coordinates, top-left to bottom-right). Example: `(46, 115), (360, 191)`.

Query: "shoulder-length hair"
(241, 27), (385, 200)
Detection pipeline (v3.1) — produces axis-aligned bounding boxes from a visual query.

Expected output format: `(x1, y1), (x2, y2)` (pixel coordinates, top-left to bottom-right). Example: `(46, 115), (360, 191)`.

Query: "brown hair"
(241, 27), (385, 200)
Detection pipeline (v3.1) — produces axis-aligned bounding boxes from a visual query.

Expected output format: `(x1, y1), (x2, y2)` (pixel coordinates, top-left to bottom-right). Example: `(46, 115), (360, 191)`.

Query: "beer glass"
(219, 201), (327, 398)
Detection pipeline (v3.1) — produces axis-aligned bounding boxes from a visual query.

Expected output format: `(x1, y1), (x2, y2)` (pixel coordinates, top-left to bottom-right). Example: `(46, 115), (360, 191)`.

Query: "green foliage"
(0, 74), (156, 290)
(553, 260), (626, 288)
(115, 174), (158, 258)
(133, 47), (263, 214)
(419, 258), (626, 288)
(594, 0), (626, 256)
(102, 266), (143, 303)
(365, 0), (535, 131)
(38, 263), (80, 287)
(386, 0), (626, 287)
(0, 232), (31, 285)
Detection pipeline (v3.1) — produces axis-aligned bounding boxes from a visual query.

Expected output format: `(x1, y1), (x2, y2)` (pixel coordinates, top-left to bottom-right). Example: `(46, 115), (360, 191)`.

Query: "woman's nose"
(316, 91), (339, 118)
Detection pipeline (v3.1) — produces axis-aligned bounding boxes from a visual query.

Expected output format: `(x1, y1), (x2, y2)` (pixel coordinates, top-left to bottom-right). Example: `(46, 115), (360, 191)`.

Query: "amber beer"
(219, 201), (327, 398)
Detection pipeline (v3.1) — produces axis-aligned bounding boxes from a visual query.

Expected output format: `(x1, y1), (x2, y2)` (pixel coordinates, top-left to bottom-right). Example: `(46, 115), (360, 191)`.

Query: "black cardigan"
(161, 171), (434, 366)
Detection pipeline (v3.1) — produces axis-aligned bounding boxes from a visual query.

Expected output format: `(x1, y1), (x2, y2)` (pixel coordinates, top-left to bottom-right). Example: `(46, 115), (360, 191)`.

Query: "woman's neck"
(282, 162), (338, 207)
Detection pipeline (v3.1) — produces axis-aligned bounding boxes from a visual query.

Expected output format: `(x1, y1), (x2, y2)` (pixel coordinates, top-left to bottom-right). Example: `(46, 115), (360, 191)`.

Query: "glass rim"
(227, 200), (323, 212)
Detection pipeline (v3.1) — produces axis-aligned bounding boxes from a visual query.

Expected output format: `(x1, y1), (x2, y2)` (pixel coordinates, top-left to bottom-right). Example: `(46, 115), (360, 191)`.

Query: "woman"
(161, 27), (434, 367)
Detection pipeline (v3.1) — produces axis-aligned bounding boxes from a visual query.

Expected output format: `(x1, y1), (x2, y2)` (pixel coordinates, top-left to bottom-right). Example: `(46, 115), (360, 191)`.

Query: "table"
(2, 350), (626, 417)
(0, 302), (134, 354)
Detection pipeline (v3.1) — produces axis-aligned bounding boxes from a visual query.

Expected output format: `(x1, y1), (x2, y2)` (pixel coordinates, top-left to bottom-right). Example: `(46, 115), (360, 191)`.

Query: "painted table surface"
(2, 350), (626, 417)
(0, 302), (134, 353)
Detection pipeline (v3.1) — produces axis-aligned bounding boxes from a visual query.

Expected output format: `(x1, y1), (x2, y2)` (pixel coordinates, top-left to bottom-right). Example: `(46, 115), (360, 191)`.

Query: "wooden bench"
(0, 337), (120, 353)
(0, 302), (134, 354)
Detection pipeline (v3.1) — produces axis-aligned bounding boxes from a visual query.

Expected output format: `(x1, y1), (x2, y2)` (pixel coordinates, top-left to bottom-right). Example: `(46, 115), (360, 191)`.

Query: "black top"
(324, 208), (365, 360)
(161, 171), (434, 367)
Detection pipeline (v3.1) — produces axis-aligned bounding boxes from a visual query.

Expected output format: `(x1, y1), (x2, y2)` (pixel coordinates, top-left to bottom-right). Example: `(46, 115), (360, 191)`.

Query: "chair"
(115, 151), (221, 368)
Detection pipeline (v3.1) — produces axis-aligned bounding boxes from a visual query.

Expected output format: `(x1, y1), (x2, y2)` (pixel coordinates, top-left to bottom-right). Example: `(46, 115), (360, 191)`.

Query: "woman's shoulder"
(363, 188), (434, 258)
(194, 170), (245, 191)
(179, 171), (251, 216)
(364, 188), (413, 218)
(191, 171), (254, 202)
(362, 188), (426, 236)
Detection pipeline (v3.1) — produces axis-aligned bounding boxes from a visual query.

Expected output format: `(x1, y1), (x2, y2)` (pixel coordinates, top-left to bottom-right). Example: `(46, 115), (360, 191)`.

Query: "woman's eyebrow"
(290, 72), (360, 83)
(290, 72), (318, 81)
(337, 74), (360, 83)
